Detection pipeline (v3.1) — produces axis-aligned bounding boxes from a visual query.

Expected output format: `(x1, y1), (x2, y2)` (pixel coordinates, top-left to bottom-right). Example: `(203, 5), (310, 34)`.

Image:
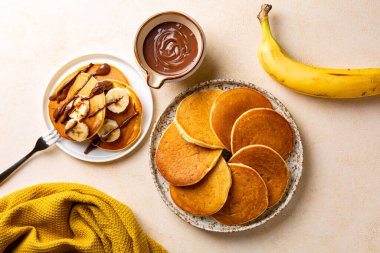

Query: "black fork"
(0, 129), (60, 184)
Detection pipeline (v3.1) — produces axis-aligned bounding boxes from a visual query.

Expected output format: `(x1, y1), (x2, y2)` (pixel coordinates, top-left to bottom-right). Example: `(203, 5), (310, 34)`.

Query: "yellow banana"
(257, 4), (380, 98)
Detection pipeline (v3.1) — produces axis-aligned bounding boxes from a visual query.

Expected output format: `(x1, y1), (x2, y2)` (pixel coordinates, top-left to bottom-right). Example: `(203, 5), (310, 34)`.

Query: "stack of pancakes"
(48, 63), (143, 153)
(156, 88), (294, 226)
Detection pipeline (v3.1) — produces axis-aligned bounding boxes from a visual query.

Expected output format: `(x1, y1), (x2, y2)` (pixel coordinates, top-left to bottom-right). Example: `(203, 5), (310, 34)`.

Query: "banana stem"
(258, 4), (273, 39)
(257, 4), (272, 21)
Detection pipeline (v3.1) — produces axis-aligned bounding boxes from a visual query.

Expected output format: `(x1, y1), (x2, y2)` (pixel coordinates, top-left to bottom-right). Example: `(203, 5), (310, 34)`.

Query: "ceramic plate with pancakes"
(43, 54), (153, 162)
(149, 79), (303, 232)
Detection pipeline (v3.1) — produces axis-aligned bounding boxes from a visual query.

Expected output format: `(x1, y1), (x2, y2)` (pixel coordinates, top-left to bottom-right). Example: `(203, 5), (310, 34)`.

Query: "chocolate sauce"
(87, 80), (113, 99)
(143, 22), (198, 75)
(84, 107), (139, 154)
(91, 63), (111, 76)
(53, 95), (76, 122)
(52, 64), (111, 122)
(49, 63), (93, 103)
(101, 111), (139, 141)
(85, 106), (104, 120)
(64, 120), (78, 134)
(53, 105), (65, 122)
(82, 96), (123, 120)
(60, 98), (76, 123)
(84, 136), (101, 154)
(73, 64), (111, 98)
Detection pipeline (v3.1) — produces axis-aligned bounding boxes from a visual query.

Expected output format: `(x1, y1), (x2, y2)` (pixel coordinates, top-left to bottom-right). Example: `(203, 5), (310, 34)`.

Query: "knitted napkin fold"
(0, 183), (167, 253)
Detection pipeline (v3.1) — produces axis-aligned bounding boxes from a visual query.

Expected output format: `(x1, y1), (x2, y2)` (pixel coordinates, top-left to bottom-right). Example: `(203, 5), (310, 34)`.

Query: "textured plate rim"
(149, 79), (304, 232)
(42, 53), (153, 163)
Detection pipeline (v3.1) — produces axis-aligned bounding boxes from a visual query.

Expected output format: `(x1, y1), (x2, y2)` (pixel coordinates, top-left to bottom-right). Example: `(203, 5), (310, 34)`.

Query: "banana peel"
(258, 4), (380, 98)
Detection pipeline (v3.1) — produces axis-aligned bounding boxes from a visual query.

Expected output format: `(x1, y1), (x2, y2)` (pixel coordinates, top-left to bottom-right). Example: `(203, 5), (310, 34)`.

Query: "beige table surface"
(1, 0), (379, 252)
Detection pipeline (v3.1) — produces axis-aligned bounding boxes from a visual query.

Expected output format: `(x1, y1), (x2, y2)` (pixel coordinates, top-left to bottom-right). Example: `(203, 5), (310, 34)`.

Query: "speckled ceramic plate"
(149, 80), (303, 232)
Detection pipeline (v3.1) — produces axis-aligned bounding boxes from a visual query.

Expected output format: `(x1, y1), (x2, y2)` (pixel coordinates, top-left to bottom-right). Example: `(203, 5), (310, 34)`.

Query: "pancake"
(170, 157), (232, 216)
(175, 89), (225, 149)
(155, 123), (222, 186)
(210, 88), (273, 151)
(48, 63), (130, 142)
(88, 63), (129, 84)
(48, 72), (106, 141)
(231, 108), (294, 159)
(229, 145), (289, 207)
(96, 79), (143, 151)
(212, 163), (268, 225)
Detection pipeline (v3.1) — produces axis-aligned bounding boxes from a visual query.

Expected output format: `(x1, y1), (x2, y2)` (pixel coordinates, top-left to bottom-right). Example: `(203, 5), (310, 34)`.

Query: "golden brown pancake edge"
(210, 88), (273, 151)
(231, 108), (294, 159)
(170, 157), (232, 216)
(212, 163), (268, 225)
(175, 89), (225, 149)
(96, 79), (143, 151)
(155, 123), (222, 186)
(229, 144), (290, 208)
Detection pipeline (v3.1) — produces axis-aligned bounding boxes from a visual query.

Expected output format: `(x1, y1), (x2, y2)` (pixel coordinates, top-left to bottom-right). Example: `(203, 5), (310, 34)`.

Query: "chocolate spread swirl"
(143, 22), (198, 75)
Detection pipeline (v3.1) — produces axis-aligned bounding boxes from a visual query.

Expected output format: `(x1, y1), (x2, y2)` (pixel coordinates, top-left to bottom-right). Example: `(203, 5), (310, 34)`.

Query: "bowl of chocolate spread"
(134, 11), (206, 89)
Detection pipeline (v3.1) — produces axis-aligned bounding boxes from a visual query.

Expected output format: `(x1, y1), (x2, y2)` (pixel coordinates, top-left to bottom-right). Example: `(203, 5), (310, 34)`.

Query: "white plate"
(149, 80), (303, 232)
(42, 54), (153, 162)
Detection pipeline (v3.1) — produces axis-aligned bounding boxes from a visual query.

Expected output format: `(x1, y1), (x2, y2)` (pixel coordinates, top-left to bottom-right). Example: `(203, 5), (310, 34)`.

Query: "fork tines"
(42, 130), (60, 146)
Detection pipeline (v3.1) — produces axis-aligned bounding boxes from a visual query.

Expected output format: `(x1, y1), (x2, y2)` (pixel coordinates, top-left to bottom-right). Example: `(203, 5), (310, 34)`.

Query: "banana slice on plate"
(97, 119), (120, 142)
(69, 96), (89, 120)
(65, 119), (89, 142)
(106, 88), (129, 113)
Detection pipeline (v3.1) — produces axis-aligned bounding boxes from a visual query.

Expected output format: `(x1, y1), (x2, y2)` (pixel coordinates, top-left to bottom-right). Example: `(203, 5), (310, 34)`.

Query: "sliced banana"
(65, 119), (89, 142)
(69, 96), (89, 120)
(106, 88), (129, 114)
(97, 119), (120, 142)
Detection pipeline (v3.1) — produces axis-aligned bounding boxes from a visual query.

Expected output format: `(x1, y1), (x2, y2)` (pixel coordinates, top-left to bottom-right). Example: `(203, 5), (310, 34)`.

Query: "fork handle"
(0, 148), (38, 184)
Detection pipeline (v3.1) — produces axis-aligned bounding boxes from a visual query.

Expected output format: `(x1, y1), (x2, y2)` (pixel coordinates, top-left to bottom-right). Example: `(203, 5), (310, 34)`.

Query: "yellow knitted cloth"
(0, 183), (167, 253)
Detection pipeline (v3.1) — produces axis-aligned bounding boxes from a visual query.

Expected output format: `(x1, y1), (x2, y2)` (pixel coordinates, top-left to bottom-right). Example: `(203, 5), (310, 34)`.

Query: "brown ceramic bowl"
(134, 11), (206, 89)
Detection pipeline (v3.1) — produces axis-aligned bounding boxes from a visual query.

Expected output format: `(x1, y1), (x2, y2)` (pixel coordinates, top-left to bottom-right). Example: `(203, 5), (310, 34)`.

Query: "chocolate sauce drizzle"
(60, 98), (77, 123)
(49, 63), (93, 103)
(64, 120), (78, 134)
(83, 96), (123, 120)
(51, 64), (111, 122)
(86, 80), (113, 99)
(84, 104), (139, 154)
(49, 63), (138, 155)
(73, 63), (111, 99)
(84, 136), (101, 154)
(101, 111), (139, 141)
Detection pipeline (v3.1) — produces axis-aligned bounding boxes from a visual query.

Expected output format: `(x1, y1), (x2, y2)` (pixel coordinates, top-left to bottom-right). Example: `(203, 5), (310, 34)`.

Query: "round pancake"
(156, 123), (222, 186)
(97, 79), (143, 151)
(229, 145), (289, 207)
(212, 163), (268, 225)
(48, 72), (106, 141)
(210, 88), (273, 151)
(175, 89), (225, 149)
(88, 63), (129, 84)
(231, 108), (294, 159)
(170, 157), (232, 216)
